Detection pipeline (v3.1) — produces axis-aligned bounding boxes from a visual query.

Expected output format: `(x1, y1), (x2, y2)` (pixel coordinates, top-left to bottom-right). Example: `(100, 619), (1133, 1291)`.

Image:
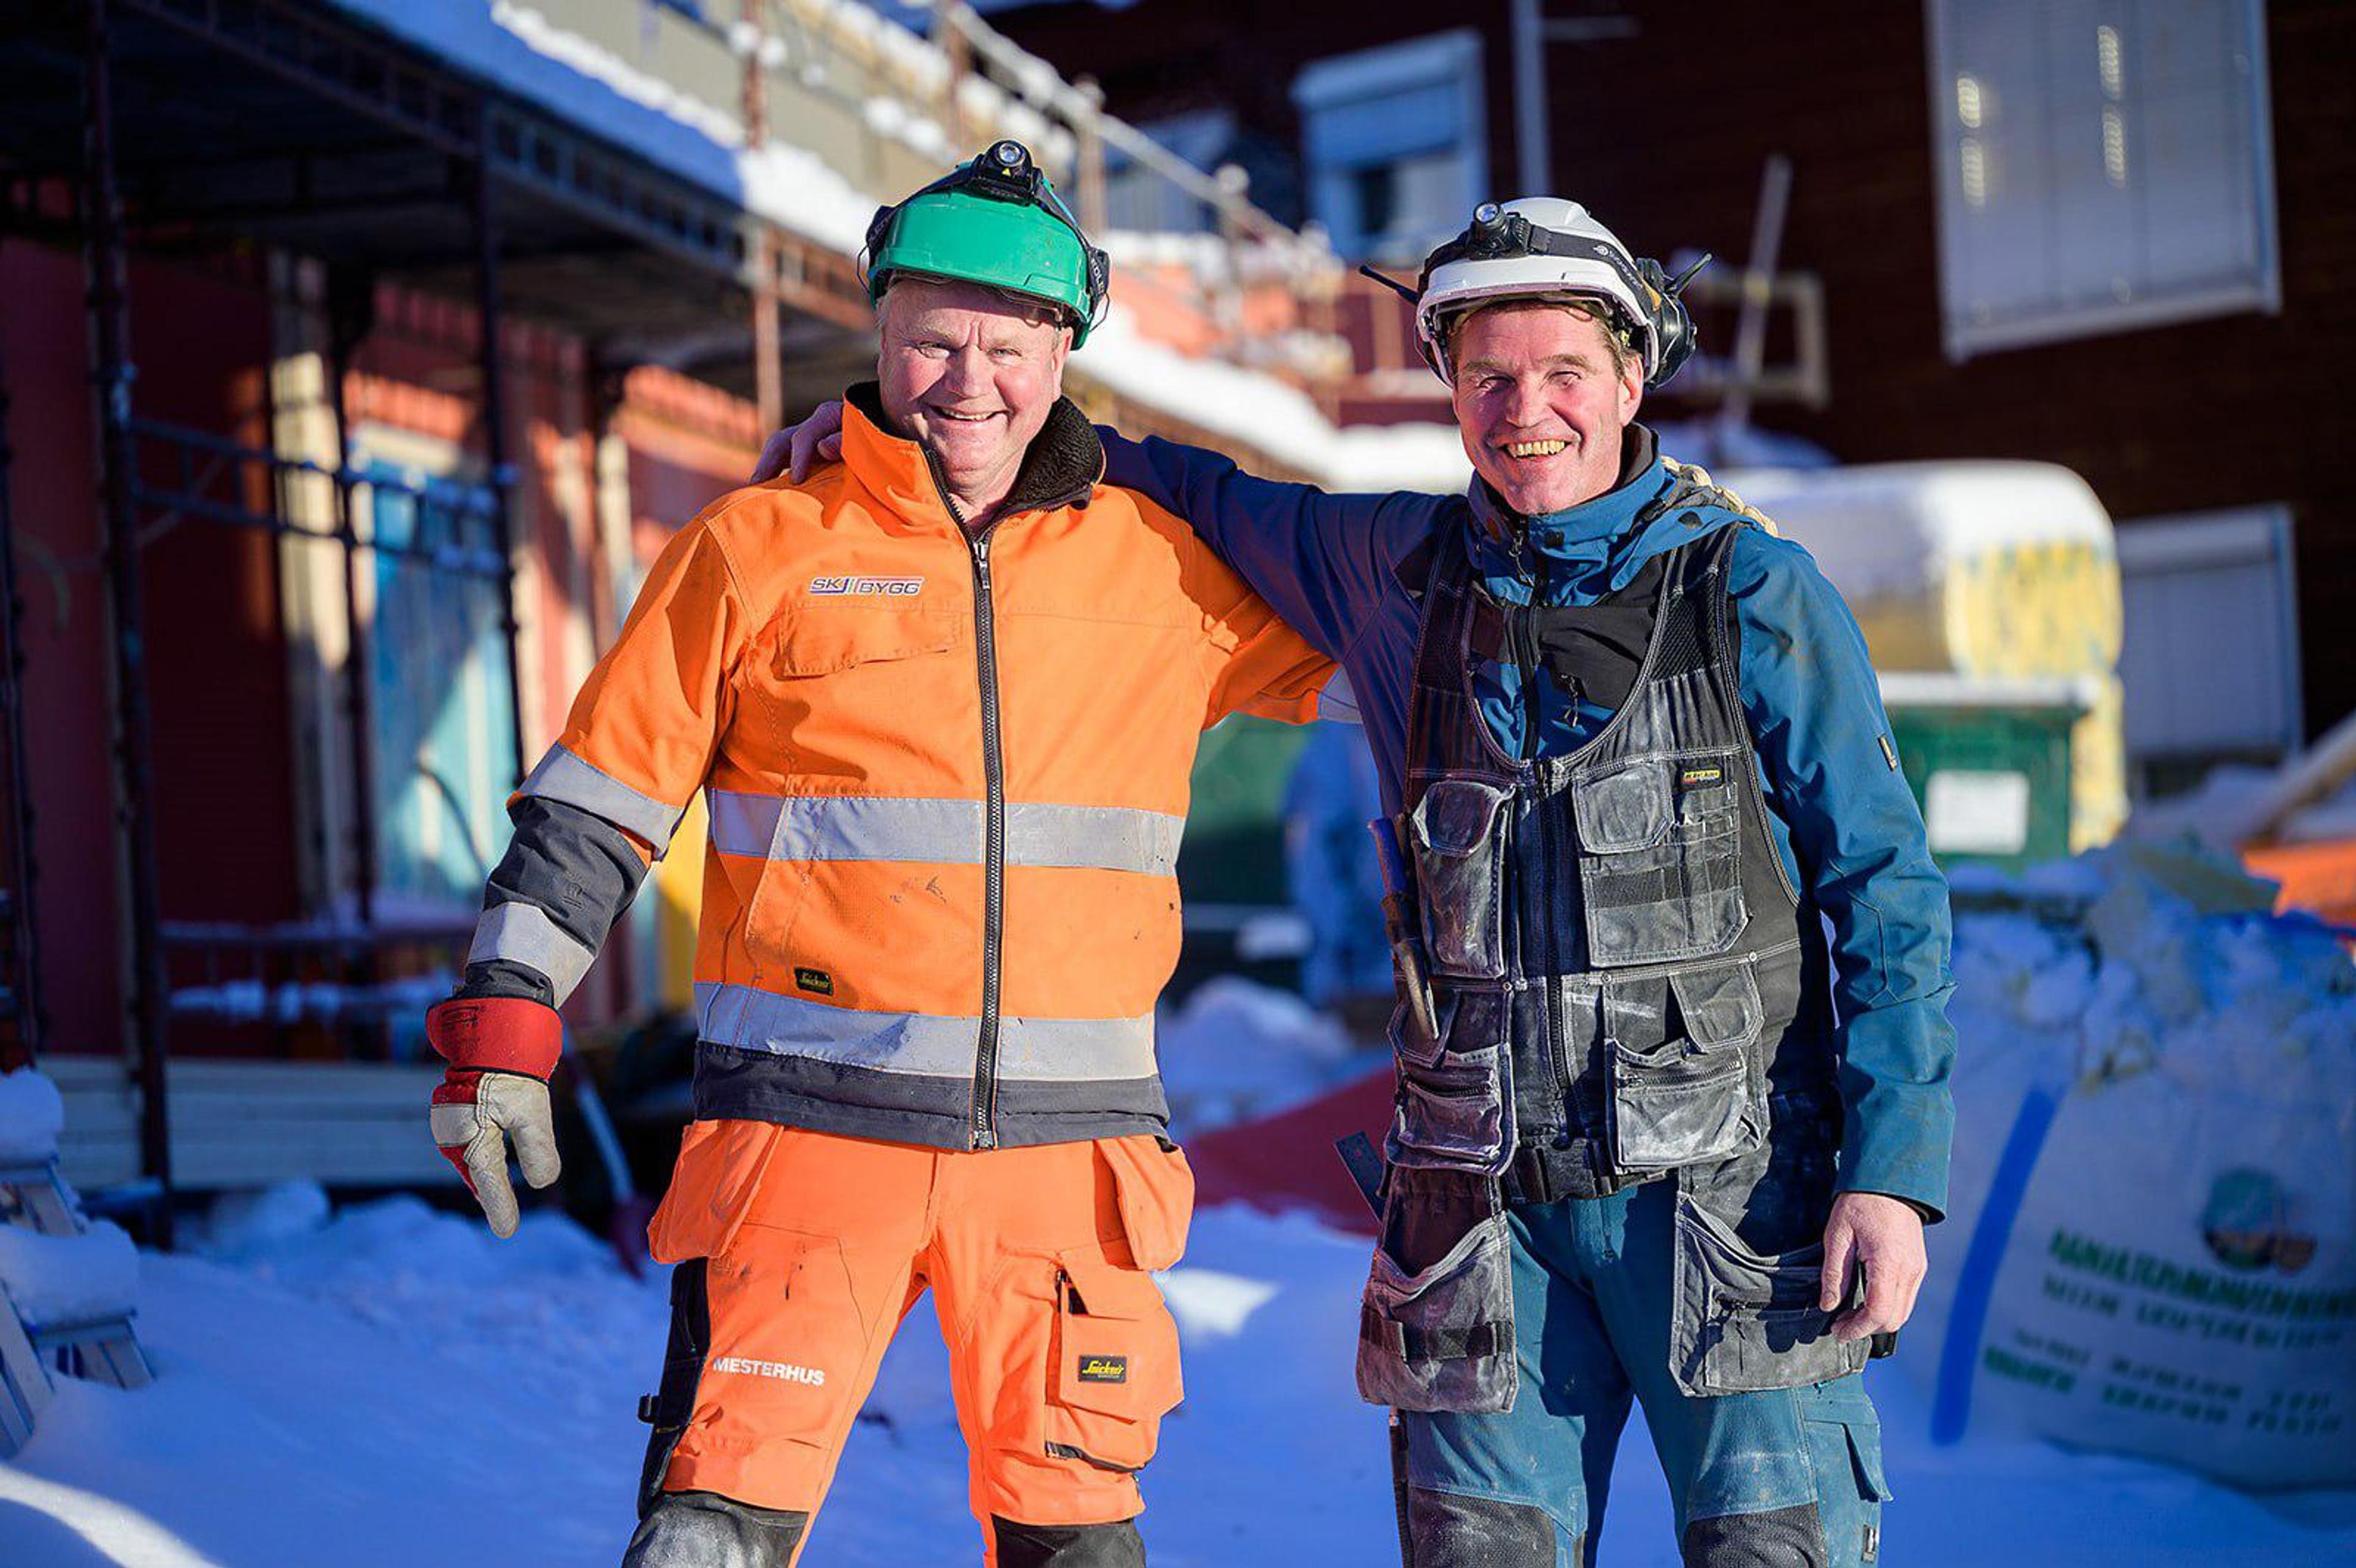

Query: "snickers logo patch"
(1076, 1355), (1129, 1385)
(794, 966), (835, 996)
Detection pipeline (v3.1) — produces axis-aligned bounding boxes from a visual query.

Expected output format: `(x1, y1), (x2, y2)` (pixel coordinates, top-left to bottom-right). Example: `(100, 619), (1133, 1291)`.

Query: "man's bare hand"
(1819, 1191), (1927, 1342)
(751, 399), (847, 484)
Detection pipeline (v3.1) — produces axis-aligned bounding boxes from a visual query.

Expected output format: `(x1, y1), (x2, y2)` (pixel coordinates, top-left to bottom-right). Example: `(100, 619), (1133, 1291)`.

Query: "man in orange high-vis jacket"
(422, 143), (1342, 1568)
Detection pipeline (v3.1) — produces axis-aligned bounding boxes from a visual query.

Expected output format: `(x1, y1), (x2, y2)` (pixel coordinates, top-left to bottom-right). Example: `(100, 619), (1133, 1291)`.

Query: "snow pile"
(9, 1196), (2354, 1564)
(0, 1224), (137, 1328)
(1155, 977), (1373, 1134)
(1728, 460), (2115, 602)
(194, 1180), (334, 1261)
(2127, 762), (2356, 853)
(0, 1067), (65, 1164)
(1919, 843), (2356, 1488)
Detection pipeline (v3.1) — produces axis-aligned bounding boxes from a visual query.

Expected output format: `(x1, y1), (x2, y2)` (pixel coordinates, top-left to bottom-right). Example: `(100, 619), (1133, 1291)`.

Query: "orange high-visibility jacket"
(477, 388), (1340, 1149)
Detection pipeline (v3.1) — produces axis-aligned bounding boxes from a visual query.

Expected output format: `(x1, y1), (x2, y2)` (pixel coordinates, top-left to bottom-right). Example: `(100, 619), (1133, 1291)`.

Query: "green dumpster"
(1881, 674), (2090, 875)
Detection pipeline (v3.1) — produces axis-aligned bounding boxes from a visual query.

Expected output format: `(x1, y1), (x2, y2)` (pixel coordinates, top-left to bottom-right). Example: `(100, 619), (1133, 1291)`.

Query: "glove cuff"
(426, 996), (563, 1079)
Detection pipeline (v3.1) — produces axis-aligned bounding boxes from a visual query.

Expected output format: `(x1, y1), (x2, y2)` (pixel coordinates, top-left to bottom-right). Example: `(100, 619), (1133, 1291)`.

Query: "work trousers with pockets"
(626, 1122), (1194, 1567)
(1402, 1176), (1893, 1568)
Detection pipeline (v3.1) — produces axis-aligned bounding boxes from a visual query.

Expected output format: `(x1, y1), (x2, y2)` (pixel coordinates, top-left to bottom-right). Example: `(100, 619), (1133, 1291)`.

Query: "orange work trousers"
(641, 1122), (1195, 1560)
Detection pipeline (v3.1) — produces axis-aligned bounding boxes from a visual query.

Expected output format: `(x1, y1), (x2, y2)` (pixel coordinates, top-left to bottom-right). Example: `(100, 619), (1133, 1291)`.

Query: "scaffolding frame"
(0, 0), (878, 1227)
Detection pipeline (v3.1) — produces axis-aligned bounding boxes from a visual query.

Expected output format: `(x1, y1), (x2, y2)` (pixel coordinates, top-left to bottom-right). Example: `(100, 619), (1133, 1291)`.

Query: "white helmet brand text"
(810, 575), (924, 598)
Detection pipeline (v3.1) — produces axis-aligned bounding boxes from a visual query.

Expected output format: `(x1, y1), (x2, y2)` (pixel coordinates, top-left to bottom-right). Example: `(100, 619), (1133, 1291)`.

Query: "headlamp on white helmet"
(1379, 198), (1706, 390)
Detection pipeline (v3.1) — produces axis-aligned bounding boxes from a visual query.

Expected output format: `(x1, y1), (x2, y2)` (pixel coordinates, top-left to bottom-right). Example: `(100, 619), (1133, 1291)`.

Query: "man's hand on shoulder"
(1819, 1191), (1928, 1342)
(752, 399), (845, 485)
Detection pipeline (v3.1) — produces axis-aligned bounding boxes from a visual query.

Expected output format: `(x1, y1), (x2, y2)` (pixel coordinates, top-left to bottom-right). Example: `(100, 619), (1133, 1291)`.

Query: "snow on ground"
(1155, 977), (1376, 1135)
(4, 1184), (2352, 1566)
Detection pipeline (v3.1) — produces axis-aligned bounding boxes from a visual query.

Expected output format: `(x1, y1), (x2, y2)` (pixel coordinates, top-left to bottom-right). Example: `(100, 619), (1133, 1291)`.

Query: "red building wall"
(2, 240), (118, 1060)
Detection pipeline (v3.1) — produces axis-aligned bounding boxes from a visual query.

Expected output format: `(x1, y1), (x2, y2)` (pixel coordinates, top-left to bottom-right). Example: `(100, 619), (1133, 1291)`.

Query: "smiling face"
(1449, 299), (1644, 517)
(876, 275), (1071, 518)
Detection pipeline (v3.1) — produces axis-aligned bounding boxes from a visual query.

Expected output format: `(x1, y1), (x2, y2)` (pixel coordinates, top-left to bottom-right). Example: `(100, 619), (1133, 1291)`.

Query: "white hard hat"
(1411, 198), (1661, 385)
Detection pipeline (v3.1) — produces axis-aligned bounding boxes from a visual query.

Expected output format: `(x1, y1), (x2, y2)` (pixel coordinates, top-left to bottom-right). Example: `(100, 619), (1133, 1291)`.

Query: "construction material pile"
(1912, 844), (2356, 1488)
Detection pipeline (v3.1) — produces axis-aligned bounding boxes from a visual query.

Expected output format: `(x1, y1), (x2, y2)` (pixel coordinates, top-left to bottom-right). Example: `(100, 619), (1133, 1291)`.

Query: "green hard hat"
(862, 141), (1109, 347)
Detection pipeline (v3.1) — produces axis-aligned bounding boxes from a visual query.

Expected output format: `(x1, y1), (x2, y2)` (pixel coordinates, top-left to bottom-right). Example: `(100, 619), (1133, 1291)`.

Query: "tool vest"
(1357, 516), (1874, 1415)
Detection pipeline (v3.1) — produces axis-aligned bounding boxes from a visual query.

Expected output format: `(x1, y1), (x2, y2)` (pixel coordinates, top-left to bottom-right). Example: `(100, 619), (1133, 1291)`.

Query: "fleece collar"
(841, 381), (1102, 532)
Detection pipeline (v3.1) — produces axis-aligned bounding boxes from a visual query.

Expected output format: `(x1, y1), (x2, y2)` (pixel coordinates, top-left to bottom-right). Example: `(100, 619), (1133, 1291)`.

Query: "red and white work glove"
(426, 997), (564, 1239)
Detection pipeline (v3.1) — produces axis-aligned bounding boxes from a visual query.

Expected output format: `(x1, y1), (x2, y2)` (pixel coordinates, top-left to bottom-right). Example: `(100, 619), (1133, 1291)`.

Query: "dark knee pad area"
(1680, 1502), (1827, 1568)
(621, 1490), (809, 1568)
(991, 1516), (1147, 1568)
(1406, 1486), (1568, 1567)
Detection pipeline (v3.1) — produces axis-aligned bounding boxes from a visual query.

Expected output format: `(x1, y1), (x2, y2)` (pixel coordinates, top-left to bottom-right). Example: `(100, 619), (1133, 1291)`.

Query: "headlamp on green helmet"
(861, 141), (1111, 348)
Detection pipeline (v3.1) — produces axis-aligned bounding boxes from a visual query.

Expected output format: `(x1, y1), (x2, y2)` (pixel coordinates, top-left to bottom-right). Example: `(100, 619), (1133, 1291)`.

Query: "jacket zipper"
(923, 453), (1007, 1151)
(1517, 632), (1573, 1146)
(925, 448), (1098, 1152)
(966, 526), (1006, 1150)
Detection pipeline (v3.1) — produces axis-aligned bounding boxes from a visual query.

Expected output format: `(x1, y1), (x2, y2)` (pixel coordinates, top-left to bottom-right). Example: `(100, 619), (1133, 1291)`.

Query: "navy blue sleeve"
(1101, 427), (1446, 664)
(1727, 528), (1958, 1222)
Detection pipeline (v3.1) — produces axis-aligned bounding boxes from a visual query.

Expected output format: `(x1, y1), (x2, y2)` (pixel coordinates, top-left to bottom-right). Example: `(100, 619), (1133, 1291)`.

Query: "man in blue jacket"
(764, 196), (1953, 1568)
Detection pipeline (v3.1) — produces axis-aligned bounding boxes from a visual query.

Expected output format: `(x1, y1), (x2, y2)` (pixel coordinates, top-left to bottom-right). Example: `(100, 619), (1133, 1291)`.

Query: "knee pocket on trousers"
(1407, 1485), (1579, 1568)
(1800, 1384), (1890, 1567)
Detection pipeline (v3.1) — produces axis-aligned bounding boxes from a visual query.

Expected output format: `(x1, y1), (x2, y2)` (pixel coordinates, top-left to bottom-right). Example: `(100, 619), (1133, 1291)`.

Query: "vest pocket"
(1606, 961), (1764, 1175)
(1573, 754), (1748, 966)
(1669, 1186), (1869, 1397)
(1389, 990), (1514, 1174)
(1407, 778), (1514, 980)
(1355, 1168), (1518, 1415)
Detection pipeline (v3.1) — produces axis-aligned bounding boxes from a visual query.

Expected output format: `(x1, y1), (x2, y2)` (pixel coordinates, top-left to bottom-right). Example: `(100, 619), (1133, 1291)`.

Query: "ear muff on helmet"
(1635, 255), (1708, 390)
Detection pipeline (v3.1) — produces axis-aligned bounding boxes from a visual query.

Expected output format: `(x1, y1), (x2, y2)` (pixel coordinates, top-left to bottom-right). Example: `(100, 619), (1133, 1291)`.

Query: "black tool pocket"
(1406, 780), (1515, 980)
(1607, 958), (1763, 1175)
(1669, 1190), (1869, 1397)
(1355, 1167), (1518, 1415)
(1573, 753), (1748, 967)
(1388, 990), (1514, 1175)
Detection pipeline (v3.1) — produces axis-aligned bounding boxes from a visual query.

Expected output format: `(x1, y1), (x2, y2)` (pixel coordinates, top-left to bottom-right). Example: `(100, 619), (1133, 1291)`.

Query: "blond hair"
(1446, 295), (1636, 380)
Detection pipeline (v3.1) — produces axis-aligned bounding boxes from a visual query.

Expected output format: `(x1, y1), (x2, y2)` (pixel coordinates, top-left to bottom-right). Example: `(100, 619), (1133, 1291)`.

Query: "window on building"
(1925, 0), (2279, 358)
(1293, 30), (1488, 262)
(2115, 504), (2302, 796)
(352, 452), (520, 910)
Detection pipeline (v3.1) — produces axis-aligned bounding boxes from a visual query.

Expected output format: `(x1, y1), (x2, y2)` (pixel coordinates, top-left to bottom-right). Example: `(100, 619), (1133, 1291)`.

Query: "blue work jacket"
(1102, 425), (1957, 1218)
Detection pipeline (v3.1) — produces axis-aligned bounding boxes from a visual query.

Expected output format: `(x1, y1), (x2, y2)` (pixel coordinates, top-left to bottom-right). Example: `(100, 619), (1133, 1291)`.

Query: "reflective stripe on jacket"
(467, 388), (1336, 1150)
